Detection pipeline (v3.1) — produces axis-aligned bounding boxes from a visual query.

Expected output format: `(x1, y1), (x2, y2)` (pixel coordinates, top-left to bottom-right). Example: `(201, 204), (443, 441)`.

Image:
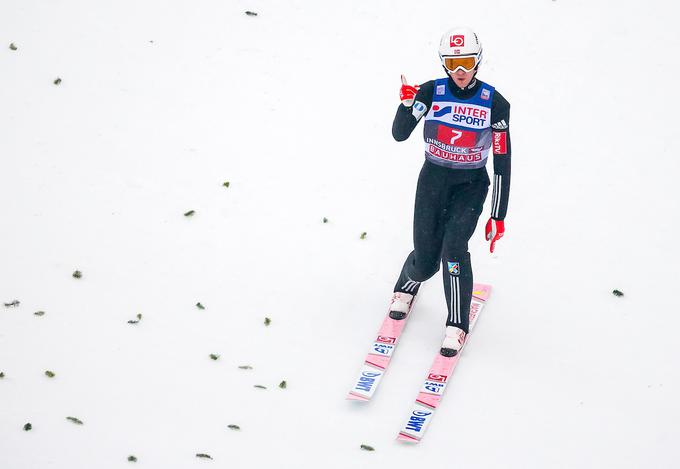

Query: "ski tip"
(397, 432), (420, 443)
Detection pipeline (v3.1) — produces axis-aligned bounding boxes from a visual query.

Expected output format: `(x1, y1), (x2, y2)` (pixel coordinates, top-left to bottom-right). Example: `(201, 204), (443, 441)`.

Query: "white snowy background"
(2, 0), (679, 468)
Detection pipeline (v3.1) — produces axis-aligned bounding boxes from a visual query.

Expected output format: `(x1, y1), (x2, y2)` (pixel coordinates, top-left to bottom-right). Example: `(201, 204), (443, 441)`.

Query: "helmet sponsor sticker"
(450, 35), (465, 47)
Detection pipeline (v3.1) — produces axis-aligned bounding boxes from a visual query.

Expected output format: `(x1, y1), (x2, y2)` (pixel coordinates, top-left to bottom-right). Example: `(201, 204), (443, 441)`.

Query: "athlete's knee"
(446, 242), (470, 255)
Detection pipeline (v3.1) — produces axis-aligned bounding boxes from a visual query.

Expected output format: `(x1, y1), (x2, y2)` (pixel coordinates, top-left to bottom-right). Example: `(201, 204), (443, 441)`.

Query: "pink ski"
(347, 294), (419, 401)
(397, 283), (492, 442)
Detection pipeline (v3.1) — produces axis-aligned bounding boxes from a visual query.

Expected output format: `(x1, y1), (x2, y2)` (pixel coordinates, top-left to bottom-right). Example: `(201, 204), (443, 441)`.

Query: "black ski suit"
(392, 76), (511, 333)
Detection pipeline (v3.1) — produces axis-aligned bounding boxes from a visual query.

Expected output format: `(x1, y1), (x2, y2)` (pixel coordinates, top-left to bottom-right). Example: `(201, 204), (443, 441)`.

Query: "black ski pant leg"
(394, 162), (449, 294)
(441, 178), (489, 333)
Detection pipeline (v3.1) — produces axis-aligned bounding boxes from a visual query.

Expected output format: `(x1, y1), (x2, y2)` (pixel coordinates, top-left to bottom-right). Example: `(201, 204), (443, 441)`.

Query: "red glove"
(400, 74), (420, 107)
(485, 218), (505, 253)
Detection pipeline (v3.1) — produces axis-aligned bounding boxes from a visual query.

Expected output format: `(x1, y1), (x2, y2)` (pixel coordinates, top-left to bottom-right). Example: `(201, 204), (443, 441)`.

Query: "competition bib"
(423, 79), (494, 169)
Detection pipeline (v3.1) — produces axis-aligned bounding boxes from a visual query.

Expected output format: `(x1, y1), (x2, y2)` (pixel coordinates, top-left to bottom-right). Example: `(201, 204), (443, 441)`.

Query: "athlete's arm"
(489, 90), (511, 220)
(392, 81), (434, 142)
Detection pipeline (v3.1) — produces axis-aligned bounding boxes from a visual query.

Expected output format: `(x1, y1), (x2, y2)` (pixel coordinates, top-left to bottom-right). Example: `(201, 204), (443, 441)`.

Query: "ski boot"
(388, 292), (415, 320)
(440, 326), (466, 357)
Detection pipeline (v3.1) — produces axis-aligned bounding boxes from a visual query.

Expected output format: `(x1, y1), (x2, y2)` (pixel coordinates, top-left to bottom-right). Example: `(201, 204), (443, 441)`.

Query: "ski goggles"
(441, 55), (479, 73)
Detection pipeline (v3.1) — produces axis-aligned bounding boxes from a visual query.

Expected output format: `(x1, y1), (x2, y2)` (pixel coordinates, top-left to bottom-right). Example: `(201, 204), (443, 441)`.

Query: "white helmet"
(438, 27), (483, 72)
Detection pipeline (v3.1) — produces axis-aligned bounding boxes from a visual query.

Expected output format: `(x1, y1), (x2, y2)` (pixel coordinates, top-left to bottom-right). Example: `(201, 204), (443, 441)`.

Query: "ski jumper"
(392, 77), (511, 333)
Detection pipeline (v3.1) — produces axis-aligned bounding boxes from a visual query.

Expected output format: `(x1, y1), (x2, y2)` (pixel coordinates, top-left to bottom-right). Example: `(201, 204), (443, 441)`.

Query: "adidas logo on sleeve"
(491, 119), (508, 130)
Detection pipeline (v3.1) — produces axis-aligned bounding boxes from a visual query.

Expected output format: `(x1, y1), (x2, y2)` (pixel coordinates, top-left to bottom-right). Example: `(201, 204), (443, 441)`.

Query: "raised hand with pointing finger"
(399, 74), (420, 107)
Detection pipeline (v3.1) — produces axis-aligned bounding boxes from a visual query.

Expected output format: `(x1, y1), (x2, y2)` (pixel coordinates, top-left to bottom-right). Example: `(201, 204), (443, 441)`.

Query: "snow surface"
(2, 0), (680, 468)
